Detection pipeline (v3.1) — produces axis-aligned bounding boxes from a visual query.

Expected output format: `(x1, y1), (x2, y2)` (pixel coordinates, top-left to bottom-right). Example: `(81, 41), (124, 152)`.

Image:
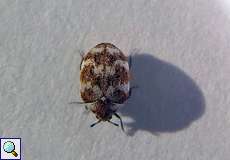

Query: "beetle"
(72, 43), (133, 131)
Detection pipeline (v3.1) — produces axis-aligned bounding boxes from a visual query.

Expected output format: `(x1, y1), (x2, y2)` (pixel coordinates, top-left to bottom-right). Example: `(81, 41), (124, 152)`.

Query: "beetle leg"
(128, 85), (138, 99)
(69, 101), (87, 104)
(85, 105), (89, 110)
(128, 55), (132, 69)
(68, 101), (96, 105)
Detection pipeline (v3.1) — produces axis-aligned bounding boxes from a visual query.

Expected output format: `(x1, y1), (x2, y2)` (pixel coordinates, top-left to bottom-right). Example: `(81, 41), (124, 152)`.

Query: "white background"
(0, 0), (230, 160)
(1, 138), (21, 159)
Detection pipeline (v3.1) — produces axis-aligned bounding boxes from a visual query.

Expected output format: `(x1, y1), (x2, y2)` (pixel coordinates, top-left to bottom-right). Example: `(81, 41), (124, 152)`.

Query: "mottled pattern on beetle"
(83, 43), (127, 66)
(80, 43), (130, 104)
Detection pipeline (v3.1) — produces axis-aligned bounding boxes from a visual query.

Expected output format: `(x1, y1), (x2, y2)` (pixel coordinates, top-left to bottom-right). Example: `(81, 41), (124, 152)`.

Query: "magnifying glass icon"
(3, 141), (18, 157)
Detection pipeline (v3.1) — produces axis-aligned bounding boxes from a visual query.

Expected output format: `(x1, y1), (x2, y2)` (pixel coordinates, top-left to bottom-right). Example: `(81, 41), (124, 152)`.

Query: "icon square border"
(0, 138), (21, 160)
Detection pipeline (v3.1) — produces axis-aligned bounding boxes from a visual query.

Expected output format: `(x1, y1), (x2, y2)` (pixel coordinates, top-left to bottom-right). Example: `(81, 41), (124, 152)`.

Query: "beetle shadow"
(119, 53), (205, 136)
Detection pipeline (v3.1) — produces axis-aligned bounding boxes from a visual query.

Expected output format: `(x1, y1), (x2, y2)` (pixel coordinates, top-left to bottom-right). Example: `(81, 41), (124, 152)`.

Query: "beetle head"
(93, 98), (114, 121)
(90, 98), (124, 131)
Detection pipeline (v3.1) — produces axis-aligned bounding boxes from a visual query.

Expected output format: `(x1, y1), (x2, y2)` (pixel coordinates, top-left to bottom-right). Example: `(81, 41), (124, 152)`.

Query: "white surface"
(0, 0), (230, 160)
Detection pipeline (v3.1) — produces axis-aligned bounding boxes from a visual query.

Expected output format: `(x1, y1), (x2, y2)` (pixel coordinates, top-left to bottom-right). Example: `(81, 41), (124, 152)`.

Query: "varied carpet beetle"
(78, 43), (132, 131)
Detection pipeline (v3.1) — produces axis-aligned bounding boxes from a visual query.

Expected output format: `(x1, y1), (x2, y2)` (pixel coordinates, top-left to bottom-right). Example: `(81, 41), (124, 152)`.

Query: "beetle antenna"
(108, 120), (119, 127)
(114, 113), (124, 131)
(90, 120), (102, 127)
